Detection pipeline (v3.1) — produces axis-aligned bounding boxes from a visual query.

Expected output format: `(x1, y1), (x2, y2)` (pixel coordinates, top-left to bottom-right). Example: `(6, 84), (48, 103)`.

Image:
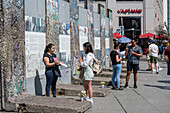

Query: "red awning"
(139, 33), (159, 39)
(113, 32), (126, 39)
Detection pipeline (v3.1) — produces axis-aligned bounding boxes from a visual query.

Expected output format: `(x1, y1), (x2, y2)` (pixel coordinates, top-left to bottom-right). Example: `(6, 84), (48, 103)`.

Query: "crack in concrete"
(112, 93), (127, 113)
(130, 88), (162, 113)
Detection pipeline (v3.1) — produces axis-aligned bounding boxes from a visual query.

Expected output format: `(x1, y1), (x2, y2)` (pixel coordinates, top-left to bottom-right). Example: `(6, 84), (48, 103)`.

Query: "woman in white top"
(79, 42), (94, 103)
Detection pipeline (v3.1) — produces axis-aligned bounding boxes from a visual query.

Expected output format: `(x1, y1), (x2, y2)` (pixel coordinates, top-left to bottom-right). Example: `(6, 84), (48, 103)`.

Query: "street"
(92, 60), (170, 113)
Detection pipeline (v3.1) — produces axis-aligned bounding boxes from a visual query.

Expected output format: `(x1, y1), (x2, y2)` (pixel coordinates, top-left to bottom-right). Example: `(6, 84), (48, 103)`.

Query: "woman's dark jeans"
(45, 70), (58, 97)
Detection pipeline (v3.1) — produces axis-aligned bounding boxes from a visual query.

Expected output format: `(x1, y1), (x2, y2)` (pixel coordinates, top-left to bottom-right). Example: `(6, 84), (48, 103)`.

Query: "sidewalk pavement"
(92, 60), (170, 113)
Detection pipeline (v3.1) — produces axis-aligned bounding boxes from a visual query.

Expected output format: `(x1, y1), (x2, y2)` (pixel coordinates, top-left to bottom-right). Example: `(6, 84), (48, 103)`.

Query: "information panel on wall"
(25, 0), (46, 78)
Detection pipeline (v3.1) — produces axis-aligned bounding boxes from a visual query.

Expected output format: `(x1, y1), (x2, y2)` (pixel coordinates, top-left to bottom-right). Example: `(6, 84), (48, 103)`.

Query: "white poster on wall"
(95, 37), (101, 50)
(79, 26), (88, 51)
(105, 38), (110, 49)
(25, 32), (46, 78)
(59, 35), (71, 62)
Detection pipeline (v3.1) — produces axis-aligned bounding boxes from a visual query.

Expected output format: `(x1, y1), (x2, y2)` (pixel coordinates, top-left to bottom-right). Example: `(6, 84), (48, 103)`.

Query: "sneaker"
(146, 69), (152, 71)
(111, 86), (116, 90)
(84, 96), (89, 100)
(156, 72), (159, 74)
(87, 98), (93, 104)
(124, 84), (129, 88)
(116, 87), (124, 90)
(159, 68), (163, 71)
(134, 84), (137, 88)
(151, 71), (154, 74)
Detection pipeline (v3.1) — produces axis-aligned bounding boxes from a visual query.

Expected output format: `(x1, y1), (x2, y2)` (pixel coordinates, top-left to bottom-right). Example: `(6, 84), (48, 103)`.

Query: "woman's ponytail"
(43, 43), (55, 57)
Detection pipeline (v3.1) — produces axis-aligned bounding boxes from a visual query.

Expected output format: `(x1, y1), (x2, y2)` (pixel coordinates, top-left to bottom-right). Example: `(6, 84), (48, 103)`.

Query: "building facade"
(168, 0), (170, 35)
(79, 0), (164, 38)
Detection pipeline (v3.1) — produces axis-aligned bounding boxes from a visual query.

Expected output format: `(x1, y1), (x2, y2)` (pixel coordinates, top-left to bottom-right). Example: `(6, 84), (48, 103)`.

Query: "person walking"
(149, 40), (159, 74)
(125, 38), (143, 88)
(79, 42), (94, 103)
(110, 44), (123, 90)
(165, 46), (170, 75)
(146, 41), (152, 71)
(158, 43), (164, 60)
(43, 43), (61, 97)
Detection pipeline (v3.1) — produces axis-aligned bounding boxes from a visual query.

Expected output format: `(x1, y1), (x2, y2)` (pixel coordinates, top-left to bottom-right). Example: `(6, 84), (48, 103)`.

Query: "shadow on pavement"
(138, 71), (151, 74)
(157, 80), (170, 84)
(144, 84), (170, 90)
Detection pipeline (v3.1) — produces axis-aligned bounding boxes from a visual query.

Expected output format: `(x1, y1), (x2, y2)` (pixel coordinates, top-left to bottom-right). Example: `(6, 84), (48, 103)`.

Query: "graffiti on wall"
(105, 18), (110, 67)
(109, 10), (113, 67)
(70, 0), (80, 77)
(2, 0), (25, 101)
(25, 16), (46, 33)
(87, 0), (94, 47)
(46, 0), (59, 58)
(99, 5), (106, 67)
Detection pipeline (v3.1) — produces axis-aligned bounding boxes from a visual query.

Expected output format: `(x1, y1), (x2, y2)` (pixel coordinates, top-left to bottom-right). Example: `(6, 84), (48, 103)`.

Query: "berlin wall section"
(0, 0), (4, 110)
(25, 0), (46, 95)
(70, 0), (80, 80)
(58, 0), (71, 84)
(108, 9), (113, 67)
(0, 0), (25, 111)
(98, 4), (106, 67)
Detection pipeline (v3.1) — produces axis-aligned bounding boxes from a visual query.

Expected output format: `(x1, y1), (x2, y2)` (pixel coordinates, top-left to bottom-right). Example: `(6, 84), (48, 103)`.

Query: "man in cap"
(149, 40), (159, 74)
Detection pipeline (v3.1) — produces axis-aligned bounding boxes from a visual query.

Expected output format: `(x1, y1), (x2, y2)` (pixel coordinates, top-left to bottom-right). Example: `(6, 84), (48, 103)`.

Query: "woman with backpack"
(110, 44), (123, 90)
(43, 43), (61, 97)
(79, 42), (94, 103)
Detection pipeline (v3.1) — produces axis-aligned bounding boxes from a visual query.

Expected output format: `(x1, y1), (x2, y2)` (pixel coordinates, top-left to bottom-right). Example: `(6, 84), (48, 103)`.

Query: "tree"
(155, 25), (168, 40)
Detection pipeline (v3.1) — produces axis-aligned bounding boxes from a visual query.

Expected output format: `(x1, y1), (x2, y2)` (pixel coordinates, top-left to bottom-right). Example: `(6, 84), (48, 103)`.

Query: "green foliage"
(155, 25), (168, 37)
(74, 81), (78, 85)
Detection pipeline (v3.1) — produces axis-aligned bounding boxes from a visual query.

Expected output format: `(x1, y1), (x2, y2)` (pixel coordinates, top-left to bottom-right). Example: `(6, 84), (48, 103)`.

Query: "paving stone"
(56, 84), (111, 97)
(14, 94), (92, 113)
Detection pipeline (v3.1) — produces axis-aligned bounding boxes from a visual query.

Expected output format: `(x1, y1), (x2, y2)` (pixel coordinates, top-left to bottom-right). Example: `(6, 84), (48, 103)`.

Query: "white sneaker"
(159, 68), (163, 71)
(87, 98), (93, 104)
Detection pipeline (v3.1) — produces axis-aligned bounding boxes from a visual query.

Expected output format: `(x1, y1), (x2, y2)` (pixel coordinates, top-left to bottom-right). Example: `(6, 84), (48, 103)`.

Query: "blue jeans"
(45, 70), (58, 97)
(112, 64), (122, 87)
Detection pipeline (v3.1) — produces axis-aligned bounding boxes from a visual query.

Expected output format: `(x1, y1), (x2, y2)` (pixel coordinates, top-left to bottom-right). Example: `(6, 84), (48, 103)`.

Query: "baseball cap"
(151, 40), (155, 43)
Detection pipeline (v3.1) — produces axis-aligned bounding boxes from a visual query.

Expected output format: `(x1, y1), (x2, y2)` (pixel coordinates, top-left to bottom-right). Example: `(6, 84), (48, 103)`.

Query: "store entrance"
(119, 17), (141, 39)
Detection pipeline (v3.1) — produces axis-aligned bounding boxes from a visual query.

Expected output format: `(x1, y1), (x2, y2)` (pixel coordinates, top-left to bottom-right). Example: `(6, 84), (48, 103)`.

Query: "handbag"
(49, 55), (61, 77)
(53, 69), (61, 77)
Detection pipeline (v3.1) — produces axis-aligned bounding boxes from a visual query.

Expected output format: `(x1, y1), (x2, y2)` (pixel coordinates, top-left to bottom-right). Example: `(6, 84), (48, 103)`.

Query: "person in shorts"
(125, 38), (143, 88)
(79, 42), (94, 103)
(149, 40), (159, 74)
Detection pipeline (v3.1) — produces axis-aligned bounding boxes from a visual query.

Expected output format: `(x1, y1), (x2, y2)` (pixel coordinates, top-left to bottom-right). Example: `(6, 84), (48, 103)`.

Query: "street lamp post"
(121, 17), (123, 37)
(130, 28), (135, 39)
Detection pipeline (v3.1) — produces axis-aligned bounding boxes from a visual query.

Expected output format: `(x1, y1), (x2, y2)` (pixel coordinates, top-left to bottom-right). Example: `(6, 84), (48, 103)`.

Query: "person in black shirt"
(43, 43), (60, 97)
(110, 44), (123, 90)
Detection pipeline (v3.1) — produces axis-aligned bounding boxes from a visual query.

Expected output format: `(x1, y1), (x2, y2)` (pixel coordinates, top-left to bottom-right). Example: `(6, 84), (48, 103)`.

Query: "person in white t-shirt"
(149, 40), (159, 74)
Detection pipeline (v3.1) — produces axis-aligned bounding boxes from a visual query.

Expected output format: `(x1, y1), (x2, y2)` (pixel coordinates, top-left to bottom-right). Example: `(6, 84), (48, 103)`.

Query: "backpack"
(89, 57), (102, 75)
